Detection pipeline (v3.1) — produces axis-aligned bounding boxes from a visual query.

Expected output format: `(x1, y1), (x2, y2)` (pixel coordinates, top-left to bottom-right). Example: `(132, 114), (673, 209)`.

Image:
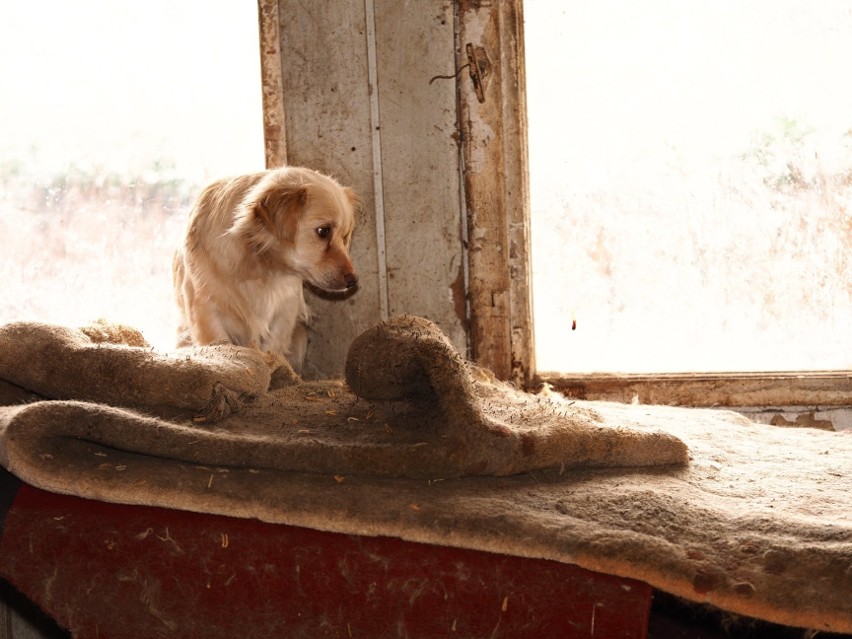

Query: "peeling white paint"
(364, 0), (390, 321)
(466, 117), (496, 174)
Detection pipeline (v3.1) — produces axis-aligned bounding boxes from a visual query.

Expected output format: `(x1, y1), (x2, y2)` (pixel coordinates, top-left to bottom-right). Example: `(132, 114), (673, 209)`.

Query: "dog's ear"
(231, 184), (308, 251)
(343, 187), (363, 217)
(264, 185), (308, 243)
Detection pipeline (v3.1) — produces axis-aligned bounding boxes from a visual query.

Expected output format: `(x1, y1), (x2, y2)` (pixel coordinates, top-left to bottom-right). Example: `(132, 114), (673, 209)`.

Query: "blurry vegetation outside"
(526, 1), (852, 373)
(2, 2), (850, 374)
(0, 1), (264, 349)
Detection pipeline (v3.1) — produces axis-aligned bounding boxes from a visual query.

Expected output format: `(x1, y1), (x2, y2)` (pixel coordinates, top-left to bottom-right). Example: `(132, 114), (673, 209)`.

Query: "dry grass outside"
(531, 149), (852, 373)
(526, 0), (852, 374)
(0, 1), (263, 351)
(0, 168), (194, 350)
(2, 133), (850, 368)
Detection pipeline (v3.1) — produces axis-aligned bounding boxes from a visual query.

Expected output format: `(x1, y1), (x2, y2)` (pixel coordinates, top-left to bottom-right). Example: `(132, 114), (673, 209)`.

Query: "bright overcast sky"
(0, 1), (265, 182)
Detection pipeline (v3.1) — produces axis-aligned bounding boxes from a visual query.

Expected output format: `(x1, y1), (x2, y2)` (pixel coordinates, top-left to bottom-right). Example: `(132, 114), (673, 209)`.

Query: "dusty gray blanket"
(0, 316), (850, 633)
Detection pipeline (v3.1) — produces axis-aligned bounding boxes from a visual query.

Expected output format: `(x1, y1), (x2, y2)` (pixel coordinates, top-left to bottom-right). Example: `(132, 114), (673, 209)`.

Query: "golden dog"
(172, 167), (358, 373)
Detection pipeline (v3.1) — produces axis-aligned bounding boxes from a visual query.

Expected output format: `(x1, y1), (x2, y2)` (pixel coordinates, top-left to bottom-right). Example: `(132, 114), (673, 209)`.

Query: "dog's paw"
(193, 381), (244, 424)
(261, 351), (301, 390)
(80, 319), (149, 348)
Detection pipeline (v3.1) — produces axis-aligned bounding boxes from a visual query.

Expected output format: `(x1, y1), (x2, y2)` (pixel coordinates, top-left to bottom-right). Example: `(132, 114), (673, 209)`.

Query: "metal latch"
(465, 43), (491, 103)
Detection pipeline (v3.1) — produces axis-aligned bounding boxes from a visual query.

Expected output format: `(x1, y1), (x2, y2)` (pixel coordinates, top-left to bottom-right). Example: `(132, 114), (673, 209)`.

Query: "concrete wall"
(273, 0), (467, 378)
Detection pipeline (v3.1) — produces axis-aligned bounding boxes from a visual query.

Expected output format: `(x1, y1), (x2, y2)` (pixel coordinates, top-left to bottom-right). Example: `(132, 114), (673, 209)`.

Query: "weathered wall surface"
(274, 0), (465, 378)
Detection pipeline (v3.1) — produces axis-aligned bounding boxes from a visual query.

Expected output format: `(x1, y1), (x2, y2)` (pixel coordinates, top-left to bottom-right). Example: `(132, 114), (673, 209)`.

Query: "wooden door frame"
(258, 0), (287, 169)
(453, 1), (851, 409)
(456, 0), (535, 386)
(258, 0), (851, 410)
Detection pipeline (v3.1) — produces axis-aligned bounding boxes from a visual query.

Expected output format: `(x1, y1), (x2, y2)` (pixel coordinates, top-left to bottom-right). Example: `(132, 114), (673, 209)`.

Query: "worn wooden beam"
(257, 0), (287, 169)
(540, 371), (852, 407)
(457, 0), (534, 385)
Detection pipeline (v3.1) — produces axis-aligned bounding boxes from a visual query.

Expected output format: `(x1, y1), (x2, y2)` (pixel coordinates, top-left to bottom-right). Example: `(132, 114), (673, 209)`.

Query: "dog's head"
(231, 167), (359, 293)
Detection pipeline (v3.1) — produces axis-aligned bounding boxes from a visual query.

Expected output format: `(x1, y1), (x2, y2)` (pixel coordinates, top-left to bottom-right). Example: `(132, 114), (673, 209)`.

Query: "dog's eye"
(316, 226), (331, 239)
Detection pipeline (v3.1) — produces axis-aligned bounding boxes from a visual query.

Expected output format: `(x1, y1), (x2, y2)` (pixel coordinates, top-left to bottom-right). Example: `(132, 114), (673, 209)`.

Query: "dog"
(172, 166), (359, 373)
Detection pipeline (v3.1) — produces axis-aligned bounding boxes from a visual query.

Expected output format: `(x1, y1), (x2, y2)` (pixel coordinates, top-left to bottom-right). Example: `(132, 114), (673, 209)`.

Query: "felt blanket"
(0, 316), (850, 633)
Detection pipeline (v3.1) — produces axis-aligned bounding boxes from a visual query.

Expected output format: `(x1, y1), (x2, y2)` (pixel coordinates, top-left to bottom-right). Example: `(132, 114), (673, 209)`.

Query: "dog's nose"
(345, 272), (359, 290)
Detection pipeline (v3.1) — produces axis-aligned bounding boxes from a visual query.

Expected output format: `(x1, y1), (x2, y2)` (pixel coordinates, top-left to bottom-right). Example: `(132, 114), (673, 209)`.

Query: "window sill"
(536, 371), (852, 408)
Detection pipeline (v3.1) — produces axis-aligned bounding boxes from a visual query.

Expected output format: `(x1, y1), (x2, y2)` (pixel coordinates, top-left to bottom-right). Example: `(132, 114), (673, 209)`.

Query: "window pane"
(525, 0), (852, 373)
(0, 1), (264, 349)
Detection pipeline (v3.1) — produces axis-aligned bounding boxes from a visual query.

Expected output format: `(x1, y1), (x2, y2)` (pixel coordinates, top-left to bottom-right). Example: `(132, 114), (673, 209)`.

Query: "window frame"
(259, 0), (851, 408)
(453, 0), (851, 407)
